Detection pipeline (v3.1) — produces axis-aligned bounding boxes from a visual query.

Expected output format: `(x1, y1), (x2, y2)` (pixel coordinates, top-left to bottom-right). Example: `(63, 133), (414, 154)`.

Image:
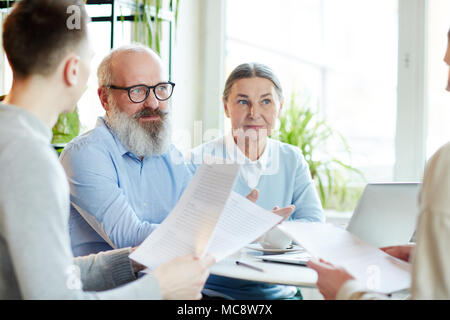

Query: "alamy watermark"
(170, 124), (282, 175)
(366, 264), (381, 291)
(65, 264), (82, 290)
(66, 5), (82, 30)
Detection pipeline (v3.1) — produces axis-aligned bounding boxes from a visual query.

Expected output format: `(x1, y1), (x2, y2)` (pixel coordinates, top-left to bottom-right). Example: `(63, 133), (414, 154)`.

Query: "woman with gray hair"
(187, 63), (325, 300)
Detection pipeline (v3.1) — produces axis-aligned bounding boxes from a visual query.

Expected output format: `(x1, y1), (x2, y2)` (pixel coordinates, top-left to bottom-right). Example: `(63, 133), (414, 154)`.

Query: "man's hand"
(380, 244), (415, 263)
(307, 259), (355, 300)
(154, 254), (215, 300)
(130, 247), (146, 274)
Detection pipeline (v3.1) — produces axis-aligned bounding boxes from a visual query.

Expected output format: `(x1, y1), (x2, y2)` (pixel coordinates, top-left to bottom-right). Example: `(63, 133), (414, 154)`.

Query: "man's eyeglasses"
(107, 82), (175, 103)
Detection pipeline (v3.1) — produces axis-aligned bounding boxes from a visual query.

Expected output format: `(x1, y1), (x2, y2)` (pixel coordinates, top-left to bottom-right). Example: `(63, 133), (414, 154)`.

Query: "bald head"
(97, 45), (172, 158)
(97, 44), (166, 88)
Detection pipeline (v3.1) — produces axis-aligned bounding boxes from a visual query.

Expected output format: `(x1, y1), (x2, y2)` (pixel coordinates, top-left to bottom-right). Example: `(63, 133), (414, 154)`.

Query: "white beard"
(104, 104), (172, 158)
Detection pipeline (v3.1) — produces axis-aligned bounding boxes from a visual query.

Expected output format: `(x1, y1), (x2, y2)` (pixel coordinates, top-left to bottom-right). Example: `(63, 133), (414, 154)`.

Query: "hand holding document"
(278, 221), (411, 294)
(130, 163), (283, 270)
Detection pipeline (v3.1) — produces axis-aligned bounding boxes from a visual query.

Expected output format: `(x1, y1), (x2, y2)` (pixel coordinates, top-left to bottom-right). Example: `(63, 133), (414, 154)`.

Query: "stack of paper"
(130, 163), (283, 270)
(278, 221), (411, 294)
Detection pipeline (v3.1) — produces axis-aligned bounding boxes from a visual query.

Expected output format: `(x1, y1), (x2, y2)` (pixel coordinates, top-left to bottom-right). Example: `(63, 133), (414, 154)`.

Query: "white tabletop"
(210, 247), (318, 287)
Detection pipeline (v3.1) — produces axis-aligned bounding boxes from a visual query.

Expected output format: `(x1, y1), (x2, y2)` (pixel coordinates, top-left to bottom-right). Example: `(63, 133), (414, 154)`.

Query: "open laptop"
(346, 182), (421, 247)
(259, 182), (421, 266)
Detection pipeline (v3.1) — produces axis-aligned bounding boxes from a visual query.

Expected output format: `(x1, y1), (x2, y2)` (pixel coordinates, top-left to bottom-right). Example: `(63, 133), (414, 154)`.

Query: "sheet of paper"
(129, 163), (240, 270)
(72, 203), (117, 250)
(278, 221), (411, 294)
(203, 191), (283, 261)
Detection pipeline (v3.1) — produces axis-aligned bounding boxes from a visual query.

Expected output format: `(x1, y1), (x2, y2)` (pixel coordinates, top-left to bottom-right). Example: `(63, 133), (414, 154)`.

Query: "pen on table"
(235, 260), (264, 272)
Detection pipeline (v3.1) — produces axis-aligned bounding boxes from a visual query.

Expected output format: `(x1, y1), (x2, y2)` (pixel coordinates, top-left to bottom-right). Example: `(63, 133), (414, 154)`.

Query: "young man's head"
(2, 0), (92, 112)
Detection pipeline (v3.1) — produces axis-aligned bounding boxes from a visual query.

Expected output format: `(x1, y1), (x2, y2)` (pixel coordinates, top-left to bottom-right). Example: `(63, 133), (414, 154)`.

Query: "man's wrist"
(130, 247), (145, 274)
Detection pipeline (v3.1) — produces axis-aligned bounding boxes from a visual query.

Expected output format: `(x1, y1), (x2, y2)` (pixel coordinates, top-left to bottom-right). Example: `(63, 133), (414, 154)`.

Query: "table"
(210, 247), (318, 287)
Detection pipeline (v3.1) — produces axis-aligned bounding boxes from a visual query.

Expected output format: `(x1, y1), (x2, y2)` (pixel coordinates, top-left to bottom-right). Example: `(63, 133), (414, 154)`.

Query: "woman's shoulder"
(186, 136), (227, 165)
(265, 139), (310, 176)
(189, 136), (226, 157)
(193, 136), (225, 151)
(420, 141), (450, 214)
(429, 141), (450, 162)
(267, 138), (304, 161)
(424, 142), (450, 180)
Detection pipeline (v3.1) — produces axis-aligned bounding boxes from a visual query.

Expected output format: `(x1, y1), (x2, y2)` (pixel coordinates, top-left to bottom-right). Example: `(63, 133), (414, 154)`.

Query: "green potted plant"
(133, 0), (180, 55)
(51, 107), (80, 154)
(274, 92), (365, 211)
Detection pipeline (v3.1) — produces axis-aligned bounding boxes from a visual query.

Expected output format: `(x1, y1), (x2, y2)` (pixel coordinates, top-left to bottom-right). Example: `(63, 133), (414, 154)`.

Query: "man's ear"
(98, 87), (110, 112)
(63, 55), (81, 86)
(223, 99), (231, 118)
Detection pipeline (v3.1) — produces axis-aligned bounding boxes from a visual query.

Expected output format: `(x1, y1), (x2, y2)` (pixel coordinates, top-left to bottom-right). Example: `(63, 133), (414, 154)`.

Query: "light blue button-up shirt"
(61, 119), (323, 299)
(60, 118), (192, 256)
(187, 134), (325, 223)
(186, 134), (325, 299)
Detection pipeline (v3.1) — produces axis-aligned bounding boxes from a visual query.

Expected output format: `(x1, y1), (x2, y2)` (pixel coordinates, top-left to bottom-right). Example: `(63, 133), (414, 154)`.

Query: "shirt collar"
(224, 131), (270, 170)
(96, 116), (131, 157)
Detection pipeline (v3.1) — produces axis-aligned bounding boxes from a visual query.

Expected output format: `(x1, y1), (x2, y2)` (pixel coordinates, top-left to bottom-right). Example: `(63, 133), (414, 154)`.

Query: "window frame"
(394, 0), (428, 182)
(216, 0), (430, 182)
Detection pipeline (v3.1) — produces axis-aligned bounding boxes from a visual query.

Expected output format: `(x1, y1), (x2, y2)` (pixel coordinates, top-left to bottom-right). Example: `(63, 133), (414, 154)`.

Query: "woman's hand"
(307, 259), (355, 300)
(245, 189), (295, 221)
(271, 205), (295, 222)
(380, 244), (415, 262)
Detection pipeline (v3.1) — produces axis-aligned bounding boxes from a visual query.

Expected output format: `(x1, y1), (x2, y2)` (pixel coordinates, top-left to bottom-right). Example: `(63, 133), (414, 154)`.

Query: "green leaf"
(174, 0), (180, 32)
(275, 90), (366, 210)
(51, 107), (80, 145)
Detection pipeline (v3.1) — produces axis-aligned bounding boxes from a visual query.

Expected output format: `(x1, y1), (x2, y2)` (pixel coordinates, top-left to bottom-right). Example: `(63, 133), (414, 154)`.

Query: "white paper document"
(130, 163), (283, 270)
(278, 221), (411, 294)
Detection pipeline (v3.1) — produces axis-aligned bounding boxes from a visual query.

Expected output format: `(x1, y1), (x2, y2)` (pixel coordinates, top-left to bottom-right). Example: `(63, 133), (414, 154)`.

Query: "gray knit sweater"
(0, 103), (161, 299)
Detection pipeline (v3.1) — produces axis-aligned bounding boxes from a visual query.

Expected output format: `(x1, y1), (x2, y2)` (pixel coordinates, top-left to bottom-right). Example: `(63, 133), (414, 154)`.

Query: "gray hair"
(97, 43), (158, 88)
(222, 63), (284, 102)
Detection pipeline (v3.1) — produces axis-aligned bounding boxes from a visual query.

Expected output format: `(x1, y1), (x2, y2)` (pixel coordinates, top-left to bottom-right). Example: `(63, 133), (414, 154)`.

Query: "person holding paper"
(60, 45), (290, 256)
(186, 63), (325, 299)
(59, 44), (294, 299)
(0, 0), (214, 300)
(308, 28), (450, 300)
(60, 44), (192, 256)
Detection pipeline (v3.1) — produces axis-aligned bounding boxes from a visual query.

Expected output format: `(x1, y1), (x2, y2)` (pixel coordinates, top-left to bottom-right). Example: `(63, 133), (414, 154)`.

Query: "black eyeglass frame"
(107, 81), (176, 103)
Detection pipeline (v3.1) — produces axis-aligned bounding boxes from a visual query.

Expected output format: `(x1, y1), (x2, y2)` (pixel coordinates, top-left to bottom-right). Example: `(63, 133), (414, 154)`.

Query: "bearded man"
(60, 44), (194, 256)
(61, 43), (297, 301)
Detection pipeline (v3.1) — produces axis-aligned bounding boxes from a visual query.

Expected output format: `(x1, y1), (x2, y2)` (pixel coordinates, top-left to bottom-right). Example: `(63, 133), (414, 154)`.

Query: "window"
(426, 0), (450, 159)
(225, 0), (399, 185)
(78, 2), (174, 133)
(77, 3), (134, 132)
(0, 3), (132, 132)
(0, 10), (12, 96)
(0, 1), (175, 134)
